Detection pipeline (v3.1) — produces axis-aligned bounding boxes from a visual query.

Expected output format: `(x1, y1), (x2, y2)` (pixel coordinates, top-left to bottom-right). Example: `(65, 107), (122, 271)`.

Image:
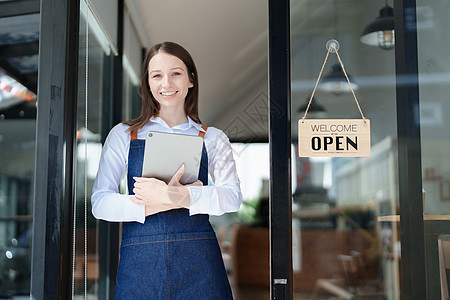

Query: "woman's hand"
(130, 176), (177, 215)
(130, 164), (203, 216)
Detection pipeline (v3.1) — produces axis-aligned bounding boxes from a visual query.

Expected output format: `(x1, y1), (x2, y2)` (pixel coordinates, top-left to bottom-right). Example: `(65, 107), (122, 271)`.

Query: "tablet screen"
(142, 131), (204, 184)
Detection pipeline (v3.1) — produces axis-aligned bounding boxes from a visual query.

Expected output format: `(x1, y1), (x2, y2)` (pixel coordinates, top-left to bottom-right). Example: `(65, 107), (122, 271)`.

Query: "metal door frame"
(267, 0), (426, 299)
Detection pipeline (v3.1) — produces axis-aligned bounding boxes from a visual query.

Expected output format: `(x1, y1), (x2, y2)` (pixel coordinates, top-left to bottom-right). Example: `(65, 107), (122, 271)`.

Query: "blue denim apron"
(115, 131), (233, 300)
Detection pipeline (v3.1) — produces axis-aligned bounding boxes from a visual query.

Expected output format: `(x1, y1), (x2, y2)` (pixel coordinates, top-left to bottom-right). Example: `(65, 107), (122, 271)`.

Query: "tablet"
(141, 131), (204, 184)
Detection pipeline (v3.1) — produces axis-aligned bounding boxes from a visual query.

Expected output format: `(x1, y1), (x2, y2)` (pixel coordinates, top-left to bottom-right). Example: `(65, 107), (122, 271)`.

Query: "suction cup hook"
(326, 39), (340, 53)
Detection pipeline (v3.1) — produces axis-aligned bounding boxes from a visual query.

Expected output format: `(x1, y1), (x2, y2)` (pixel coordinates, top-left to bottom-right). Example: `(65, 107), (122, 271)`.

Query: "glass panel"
(416, 0), (450, 298)
(122, 55), (140, 121)
(214, 143), (271, 299)
(0, 120), (35, 297)
(0, 13), (38, 298)
(290, 0), (399, 298)
(72, 11), (112, 298)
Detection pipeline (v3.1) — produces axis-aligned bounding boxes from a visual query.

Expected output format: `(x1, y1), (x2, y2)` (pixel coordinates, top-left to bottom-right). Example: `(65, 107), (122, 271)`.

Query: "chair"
(217, 224), (241, 297)
(217, 225), (245, 277)
(438, 238), (450, 300)
(314, 251), (383, 299)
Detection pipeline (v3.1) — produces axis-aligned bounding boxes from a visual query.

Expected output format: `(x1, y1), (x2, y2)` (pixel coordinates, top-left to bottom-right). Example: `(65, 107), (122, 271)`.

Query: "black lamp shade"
(298, 95), (326, 114)
(318, 64), (359, 94)
(360, 5), (395, 50)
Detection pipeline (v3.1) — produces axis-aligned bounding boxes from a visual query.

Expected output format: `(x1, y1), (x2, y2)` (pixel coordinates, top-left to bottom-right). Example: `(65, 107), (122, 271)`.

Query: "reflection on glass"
(0, 111), (35, 296)
(212, 143), (271, 299)
(360, 4), (395, 50)
(418, 0), (450, 216)
(417, 1), (450, 298)
(0, 13), (38, 298)
(122, 56), (140, 121)
(291, 0), (398, 298)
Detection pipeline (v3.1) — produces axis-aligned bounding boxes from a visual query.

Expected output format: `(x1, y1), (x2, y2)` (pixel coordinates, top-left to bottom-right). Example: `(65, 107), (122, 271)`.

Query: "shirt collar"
(187, 116), (206, 132)
(149, 115), (206, 132)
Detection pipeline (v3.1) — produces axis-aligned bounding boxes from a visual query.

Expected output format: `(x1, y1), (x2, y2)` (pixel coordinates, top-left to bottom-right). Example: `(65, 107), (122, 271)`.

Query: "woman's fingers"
(129, 196), (145, 206)
(134, 177), (158, 183)
(133, 177), (145, 183)
(186, 180), (202, 187)
(133, 189), (147, 200)
(132, 192), (143, 200)
(133, 177), (164, 188)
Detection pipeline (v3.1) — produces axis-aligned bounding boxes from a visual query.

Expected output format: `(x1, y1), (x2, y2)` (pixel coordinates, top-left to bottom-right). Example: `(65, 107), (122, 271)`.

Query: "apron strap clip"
(198, 126), (208, 138)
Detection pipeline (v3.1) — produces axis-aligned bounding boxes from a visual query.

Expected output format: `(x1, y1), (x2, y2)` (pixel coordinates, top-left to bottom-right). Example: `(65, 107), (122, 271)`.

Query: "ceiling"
(0, 13), (38, 94)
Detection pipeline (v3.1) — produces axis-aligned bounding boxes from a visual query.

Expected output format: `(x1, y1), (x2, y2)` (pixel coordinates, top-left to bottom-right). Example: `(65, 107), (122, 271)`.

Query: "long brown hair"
(123, 41), (201, 133)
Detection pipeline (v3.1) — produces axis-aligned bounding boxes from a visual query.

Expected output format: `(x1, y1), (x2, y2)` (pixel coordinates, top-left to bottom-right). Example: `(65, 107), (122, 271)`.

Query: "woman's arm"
(91, 124), (146, 223)
(187, 128), (243, 216)
(130, 164), (203, 216)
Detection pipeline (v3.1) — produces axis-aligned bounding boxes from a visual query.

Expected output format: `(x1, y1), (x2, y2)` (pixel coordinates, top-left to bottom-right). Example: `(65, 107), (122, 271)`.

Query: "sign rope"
(301, 40), (366, 122)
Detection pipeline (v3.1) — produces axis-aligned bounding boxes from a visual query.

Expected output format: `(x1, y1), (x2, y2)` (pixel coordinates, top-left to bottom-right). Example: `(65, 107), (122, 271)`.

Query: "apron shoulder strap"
(198, 126), (208, 138)
(130, 130), (137, 140)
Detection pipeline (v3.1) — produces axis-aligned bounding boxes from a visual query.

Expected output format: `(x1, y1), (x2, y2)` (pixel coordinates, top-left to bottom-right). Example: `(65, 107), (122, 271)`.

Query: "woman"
(91, 41), (242, 299)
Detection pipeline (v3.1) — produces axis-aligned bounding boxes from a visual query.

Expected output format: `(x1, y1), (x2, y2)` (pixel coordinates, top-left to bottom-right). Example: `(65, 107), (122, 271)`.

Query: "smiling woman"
(91, 41), (242, 299)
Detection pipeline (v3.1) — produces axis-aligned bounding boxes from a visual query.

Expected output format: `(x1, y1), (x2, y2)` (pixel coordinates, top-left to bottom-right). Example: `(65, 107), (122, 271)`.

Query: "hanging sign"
(298, 39), (372, 158)
(298, 119), (370, 157)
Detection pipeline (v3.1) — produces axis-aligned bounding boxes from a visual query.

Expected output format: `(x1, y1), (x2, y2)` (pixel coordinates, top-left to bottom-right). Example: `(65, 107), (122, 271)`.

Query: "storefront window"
(0, 13), (38, 298)
(0, 116), (35, 297)
(122, 56), (140, 121)
(418, 0), (450, 217)
(291, 0), (399, 298)
(416, 1), (450, 298)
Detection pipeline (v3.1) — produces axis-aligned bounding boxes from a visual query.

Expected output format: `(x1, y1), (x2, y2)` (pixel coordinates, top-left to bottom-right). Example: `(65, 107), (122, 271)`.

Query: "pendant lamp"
(298, 95), (326, 118)
(360, 3), (395, 50)
(318, 64), (359, 95)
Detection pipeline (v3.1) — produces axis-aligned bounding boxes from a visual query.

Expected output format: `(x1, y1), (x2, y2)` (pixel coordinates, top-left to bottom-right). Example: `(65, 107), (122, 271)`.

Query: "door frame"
(267, 0), (426, 299)
(268, 0), (293, 299)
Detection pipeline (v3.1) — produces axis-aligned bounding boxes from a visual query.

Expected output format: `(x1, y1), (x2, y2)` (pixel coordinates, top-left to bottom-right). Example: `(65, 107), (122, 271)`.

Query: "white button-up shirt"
(91, 116), (243, 224)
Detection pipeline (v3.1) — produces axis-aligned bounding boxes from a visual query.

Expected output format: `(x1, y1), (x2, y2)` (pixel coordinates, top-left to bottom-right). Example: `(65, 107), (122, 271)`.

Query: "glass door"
(416, 1), (450, 299)
(0, 12), (39, 298)
(289, 0), (399, 298)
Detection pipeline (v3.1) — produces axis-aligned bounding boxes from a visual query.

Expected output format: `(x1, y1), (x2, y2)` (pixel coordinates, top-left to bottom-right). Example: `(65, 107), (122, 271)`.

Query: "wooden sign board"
(298, 119), (371, 157)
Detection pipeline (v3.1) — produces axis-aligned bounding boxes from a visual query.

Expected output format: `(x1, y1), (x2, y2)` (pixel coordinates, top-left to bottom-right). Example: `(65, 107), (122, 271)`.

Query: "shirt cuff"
(108, 194), (147, 224)
(131, 202), (146, 224)
(187, 186), (212, 215)
(92, 193), (146, 224)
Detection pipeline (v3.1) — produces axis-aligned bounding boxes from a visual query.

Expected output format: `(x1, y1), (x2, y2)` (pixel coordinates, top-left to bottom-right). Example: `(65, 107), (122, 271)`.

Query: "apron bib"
(115, 129), (233, 300)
